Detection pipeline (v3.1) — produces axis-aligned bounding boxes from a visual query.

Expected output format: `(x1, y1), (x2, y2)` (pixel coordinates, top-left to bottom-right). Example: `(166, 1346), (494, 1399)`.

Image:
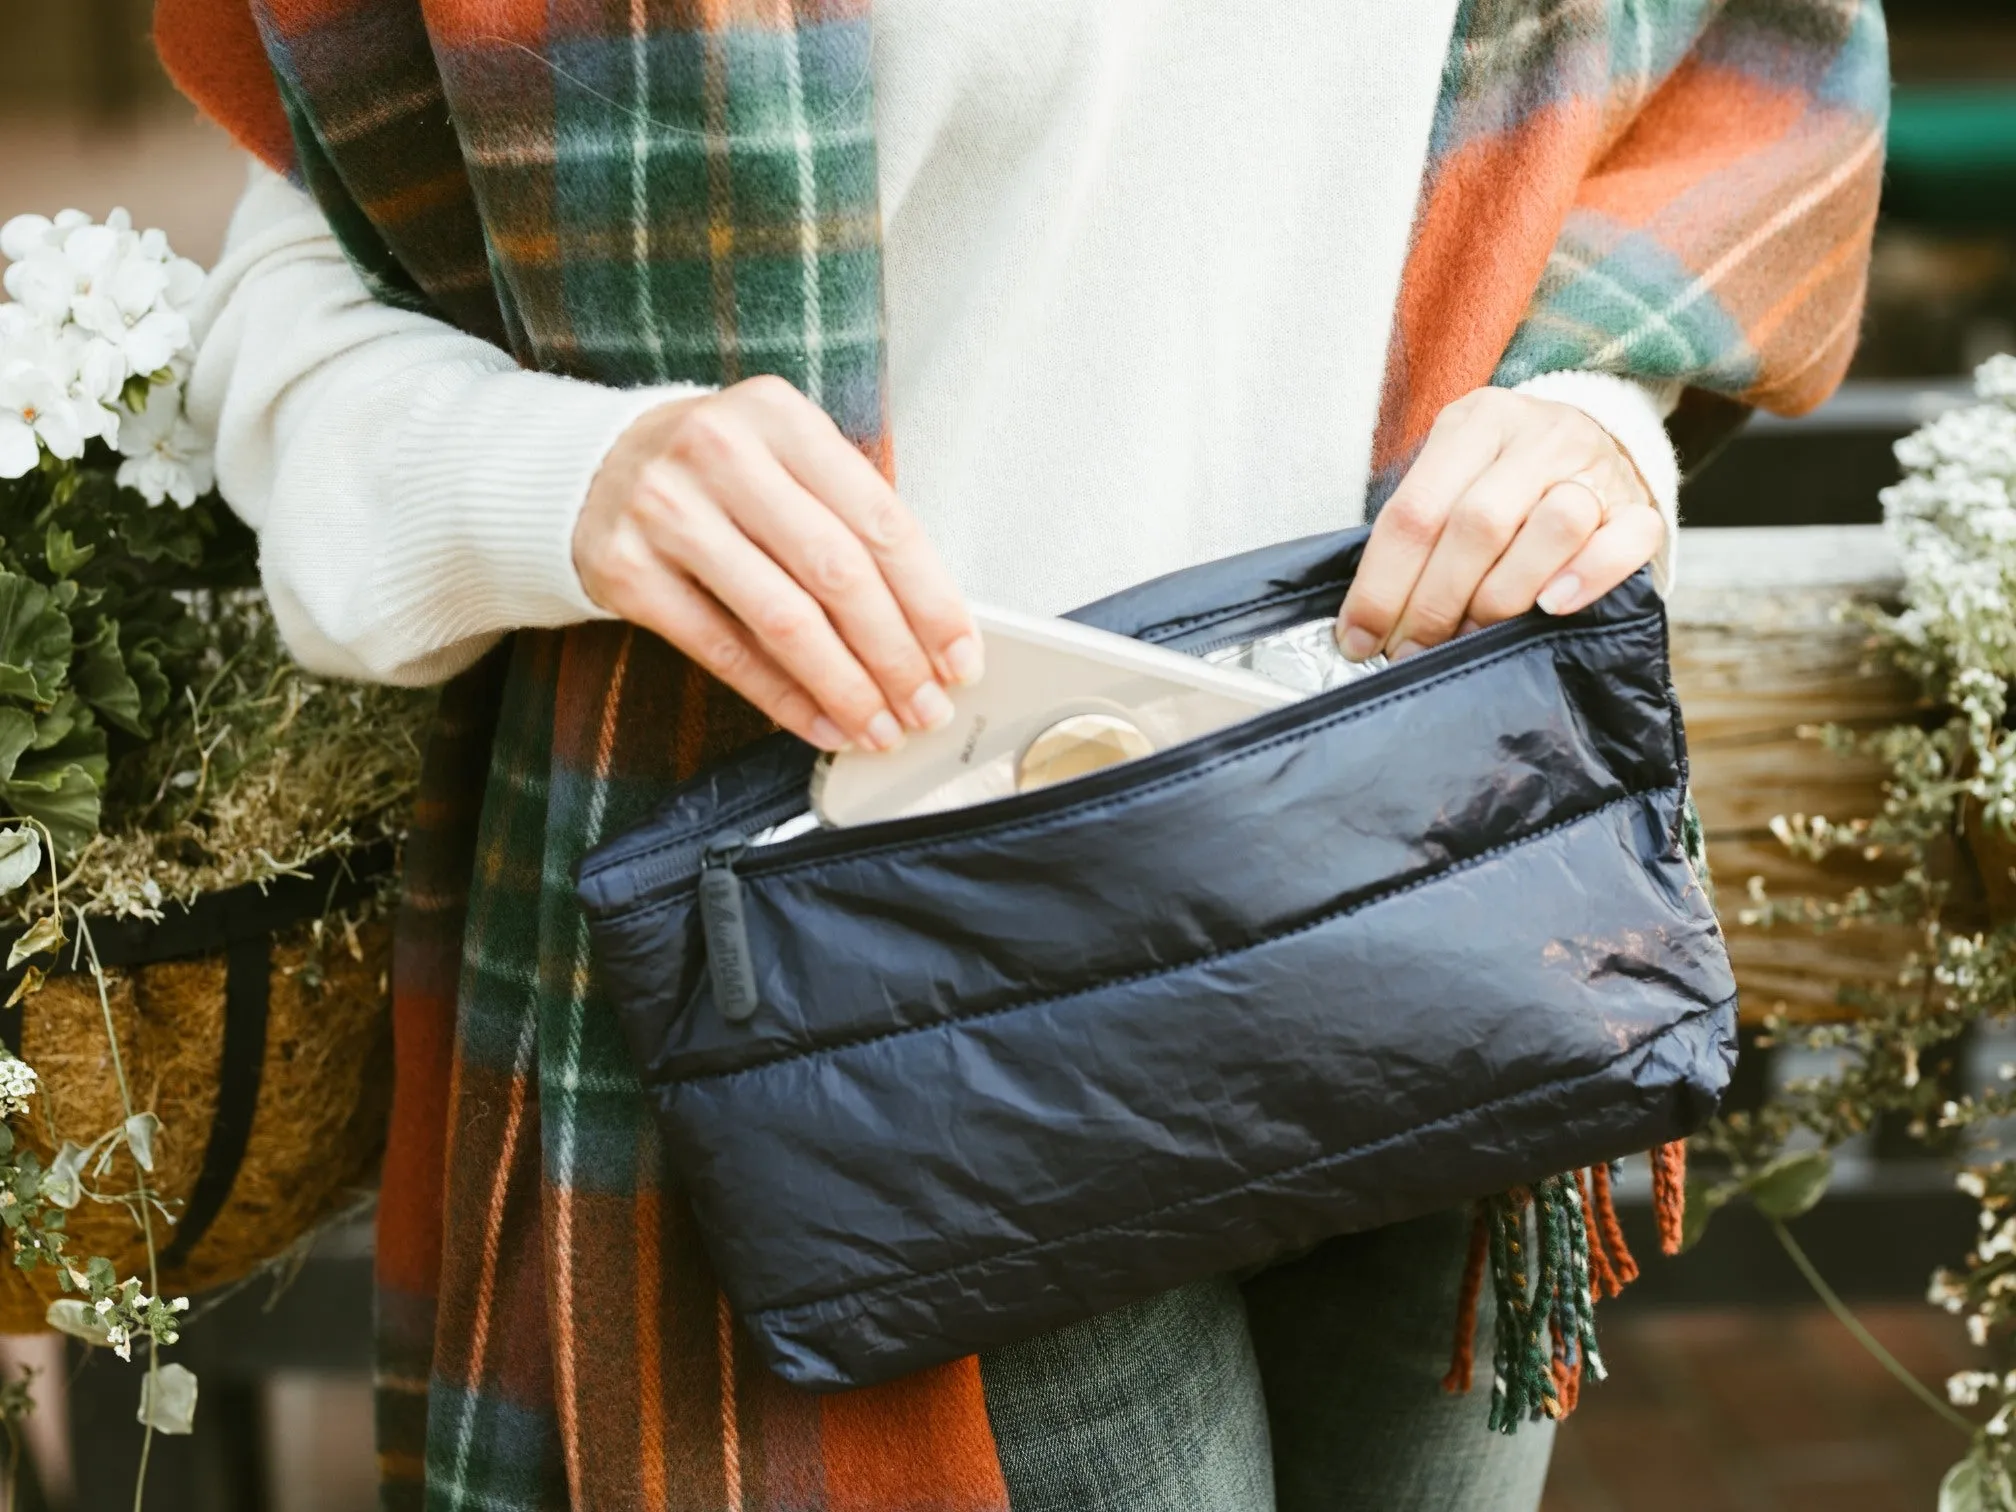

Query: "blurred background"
(0, 0), (2013, 1509)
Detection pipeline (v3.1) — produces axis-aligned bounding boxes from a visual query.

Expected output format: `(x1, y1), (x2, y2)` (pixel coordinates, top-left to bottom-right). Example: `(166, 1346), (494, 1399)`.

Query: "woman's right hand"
(574, 376), (982, 753)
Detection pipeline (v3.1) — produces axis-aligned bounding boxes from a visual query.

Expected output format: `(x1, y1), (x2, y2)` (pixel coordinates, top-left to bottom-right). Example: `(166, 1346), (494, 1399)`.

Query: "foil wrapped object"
(1202, 617), (1390, 695)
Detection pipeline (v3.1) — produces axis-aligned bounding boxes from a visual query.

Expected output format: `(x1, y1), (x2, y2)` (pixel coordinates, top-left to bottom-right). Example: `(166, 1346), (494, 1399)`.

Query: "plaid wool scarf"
(153, 1), (1888, 1506)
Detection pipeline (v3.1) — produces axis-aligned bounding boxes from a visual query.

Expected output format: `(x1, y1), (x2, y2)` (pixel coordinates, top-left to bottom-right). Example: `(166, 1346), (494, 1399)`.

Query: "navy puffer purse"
(577, 527), (1737, 1408)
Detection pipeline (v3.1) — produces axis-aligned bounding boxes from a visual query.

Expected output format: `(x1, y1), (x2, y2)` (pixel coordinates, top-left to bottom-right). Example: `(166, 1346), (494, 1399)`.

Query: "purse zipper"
(720, 608), (1555, 880)
(698, 834), (762, 1023)
(674, 604), (1616, 1021)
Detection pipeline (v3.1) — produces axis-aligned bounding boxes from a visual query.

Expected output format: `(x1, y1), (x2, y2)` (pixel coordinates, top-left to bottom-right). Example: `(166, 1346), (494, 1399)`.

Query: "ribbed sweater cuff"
(380, 364), (709, 649)
(1511, 370), (1683, 597)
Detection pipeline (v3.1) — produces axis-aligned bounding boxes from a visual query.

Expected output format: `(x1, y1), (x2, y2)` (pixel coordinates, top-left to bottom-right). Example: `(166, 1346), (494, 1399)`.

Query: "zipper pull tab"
(698, 834), (761, 1024)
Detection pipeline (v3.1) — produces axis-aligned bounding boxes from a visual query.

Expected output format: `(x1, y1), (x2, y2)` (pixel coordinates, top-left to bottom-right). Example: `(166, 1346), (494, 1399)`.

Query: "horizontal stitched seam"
(749, 992), (1735, 1323)
(669, 784), (1673, 1089)
(611, 614), (1659, 921)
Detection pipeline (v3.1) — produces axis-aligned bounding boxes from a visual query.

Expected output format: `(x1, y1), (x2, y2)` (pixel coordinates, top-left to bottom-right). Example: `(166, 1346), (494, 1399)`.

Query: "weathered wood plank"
(1670, 527), (1916, 1023)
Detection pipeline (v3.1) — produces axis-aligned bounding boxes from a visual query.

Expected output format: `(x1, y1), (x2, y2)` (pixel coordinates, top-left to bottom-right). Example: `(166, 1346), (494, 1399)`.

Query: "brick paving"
(1544, 1307), (1981, 1512)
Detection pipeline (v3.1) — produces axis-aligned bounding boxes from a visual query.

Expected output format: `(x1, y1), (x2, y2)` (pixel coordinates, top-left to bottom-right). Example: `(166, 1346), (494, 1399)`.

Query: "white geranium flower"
(0, 208), (204, 388)
(0, 1056), (36, 1120)
(4, 210), (94, 260)
(115, 384), (213, 507)
(136, 228), (205, 312)
(0, 359), (89, 477)
(0, 296), (122, 444)
(14, 223), (186, 381)
(1, 247), (78, 325)
(0, 215), (57, 263)
(1949, 1369), (1999, 1407)
(0, 208), (211, 481)
(77, 301), (188, 384)
(1978, 353), (2016, 407)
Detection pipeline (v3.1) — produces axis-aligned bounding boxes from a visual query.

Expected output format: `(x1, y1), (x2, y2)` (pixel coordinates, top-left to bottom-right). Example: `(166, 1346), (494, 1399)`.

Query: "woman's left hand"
(1336, 388), (1664, 662)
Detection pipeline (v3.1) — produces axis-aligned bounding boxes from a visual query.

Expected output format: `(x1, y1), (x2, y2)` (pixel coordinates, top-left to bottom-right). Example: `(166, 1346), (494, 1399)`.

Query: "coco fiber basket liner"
(0, 850), (393, 1332)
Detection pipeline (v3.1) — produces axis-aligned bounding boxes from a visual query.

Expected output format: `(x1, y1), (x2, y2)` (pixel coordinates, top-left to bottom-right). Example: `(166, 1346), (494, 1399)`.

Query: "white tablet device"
(809, 605), (1299, 828)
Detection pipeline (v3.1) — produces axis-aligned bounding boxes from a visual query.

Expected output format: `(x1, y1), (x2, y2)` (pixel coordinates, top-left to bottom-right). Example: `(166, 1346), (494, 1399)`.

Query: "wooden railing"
(1671, 525), (1915, 1023)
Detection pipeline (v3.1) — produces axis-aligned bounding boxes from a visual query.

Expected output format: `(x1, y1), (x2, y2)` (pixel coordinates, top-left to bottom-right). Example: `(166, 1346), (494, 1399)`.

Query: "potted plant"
(0, 208), (428, 1451)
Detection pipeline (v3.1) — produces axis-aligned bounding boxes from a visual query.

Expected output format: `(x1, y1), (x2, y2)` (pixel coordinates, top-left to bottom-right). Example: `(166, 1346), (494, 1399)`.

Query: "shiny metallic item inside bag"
(1201, 616), (1390, 695)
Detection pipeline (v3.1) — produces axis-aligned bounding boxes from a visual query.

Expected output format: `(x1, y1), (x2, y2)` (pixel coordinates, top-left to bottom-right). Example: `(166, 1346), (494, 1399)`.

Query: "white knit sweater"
(185, 0), (1679, 688)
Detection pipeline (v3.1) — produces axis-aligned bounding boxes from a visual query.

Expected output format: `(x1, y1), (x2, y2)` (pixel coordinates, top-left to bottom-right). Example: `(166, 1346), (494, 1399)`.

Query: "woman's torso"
(872, 0), (1460, 613)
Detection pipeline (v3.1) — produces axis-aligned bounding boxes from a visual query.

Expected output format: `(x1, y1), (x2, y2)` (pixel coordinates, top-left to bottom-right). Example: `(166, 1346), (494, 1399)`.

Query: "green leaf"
(2, 763), (100, 859)
(44, 1299), (109, 1346)
(123, 1113), (159, 1173)
(0, 712), (35, 786)
(125, 644), (169, 727)
(1746, 1149), (1834, 1222)
(5, 709), (108, 858)
(72, 619), (146, 736)
(1940, 1456), (1986, 1512)
(138, 1363), (199, 1435)
(40, 1141), (85, 1210)
(6, 914), (64, 971)
(118, 504), (205, 568)
(1680, 1178), (1732, 1253)
(43, 524), (93, 578)
(28, 694), (76, 753)
(0, 572), (71, 705)
(0, 826), (39, 895)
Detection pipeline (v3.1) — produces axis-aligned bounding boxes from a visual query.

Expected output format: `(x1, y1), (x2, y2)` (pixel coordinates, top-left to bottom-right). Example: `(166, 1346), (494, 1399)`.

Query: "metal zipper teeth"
(716, 610), (1549, 880)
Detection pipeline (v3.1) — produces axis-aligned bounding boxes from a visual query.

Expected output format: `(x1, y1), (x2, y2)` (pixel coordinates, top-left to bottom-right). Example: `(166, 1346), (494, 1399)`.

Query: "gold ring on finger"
(1558, 470), (1613, 524)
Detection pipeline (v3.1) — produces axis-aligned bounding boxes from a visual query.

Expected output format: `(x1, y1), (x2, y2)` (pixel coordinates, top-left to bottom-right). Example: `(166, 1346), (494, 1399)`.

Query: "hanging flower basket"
(0, 206), (429, 1437)
(0, 847), (394, 1332)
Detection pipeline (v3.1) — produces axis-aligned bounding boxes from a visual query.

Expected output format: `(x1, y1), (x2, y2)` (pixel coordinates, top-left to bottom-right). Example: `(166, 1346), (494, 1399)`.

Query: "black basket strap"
(0, 841), (394, 991)
(158, 931), (272, 1271)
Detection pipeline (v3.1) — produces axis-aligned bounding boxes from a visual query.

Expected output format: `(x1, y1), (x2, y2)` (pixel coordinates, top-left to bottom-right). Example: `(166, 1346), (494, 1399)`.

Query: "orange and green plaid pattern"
(151, 0), (1887, 1506)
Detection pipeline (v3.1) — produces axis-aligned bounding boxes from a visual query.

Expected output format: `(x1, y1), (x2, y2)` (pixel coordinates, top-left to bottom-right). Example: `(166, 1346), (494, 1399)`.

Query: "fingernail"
(943, 635), (985, 686)
(1537, 573), (1581, 615)
(1339, 625), (1378, 662)
(809, 716), (849, 752)
(865, 711), (905, 752)
(910, 682), (955, 731)
(1459, 618), (1481, 636)
(1391, 639), (1426, 663)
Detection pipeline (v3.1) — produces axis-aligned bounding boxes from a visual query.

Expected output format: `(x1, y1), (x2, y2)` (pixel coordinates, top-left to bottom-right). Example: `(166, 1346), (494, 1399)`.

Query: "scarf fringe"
(1439, 1206), (1492, 1394)
(1443, 1149), (1686, 1430)
(1588, 1159), (1640, 1291)
(1650, 1140), (1687, 1256)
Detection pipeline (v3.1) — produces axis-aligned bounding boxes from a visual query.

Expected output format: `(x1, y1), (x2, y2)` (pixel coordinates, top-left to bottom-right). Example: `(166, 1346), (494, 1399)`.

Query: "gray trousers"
(979, 1209), (1554, 1512)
